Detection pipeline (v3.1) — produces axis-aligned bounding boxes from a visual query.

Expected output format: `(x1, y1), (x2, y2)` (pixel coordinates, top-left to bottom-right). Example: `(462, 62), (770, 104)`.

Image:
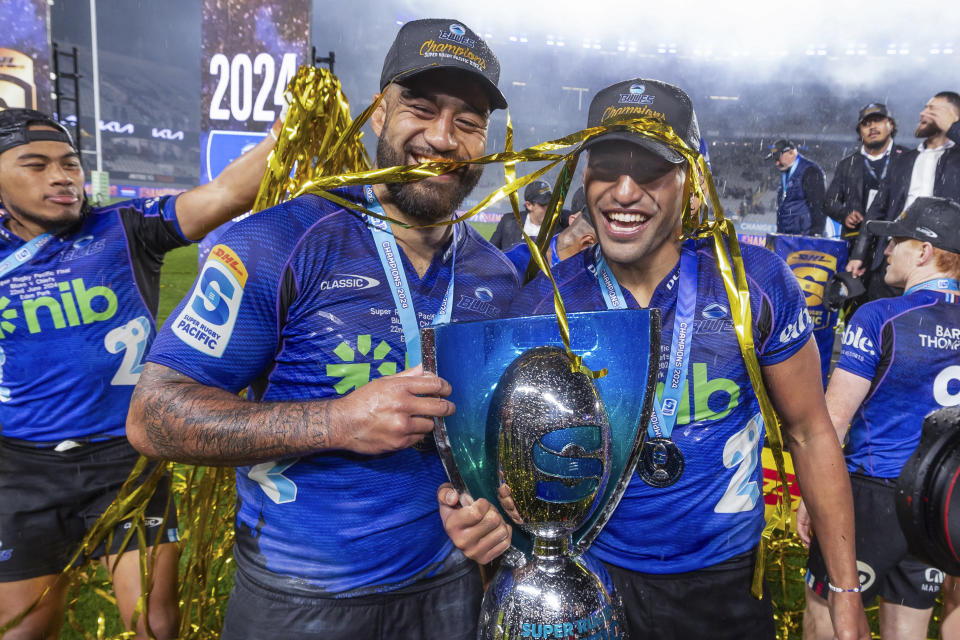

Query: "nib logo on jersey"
(172, 245), (247, 358)
(0, 280), (118, 339)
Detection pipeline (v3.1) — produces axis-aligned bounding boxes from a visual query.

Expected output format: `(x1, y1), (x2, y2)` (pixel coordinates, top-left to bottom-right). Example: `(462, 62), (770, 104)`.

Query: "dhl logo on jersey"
(209, 244), (247, 287)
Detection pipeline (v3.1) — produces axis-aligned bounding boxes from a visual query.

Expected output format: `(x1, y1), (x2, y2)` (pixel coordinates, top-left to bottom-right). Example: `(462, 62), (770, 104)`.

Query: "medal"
(637, 437), (685, 487)
(595, 241), (698, 487)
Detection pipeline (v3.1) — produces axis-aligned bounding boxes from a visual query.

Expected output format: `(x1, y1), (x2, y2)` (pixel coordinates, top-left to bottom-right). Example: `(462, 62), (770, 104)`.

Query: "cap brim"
(582, 132), (685, 164)
(391, 66), (507, 111)
(864, 219), (908, 238)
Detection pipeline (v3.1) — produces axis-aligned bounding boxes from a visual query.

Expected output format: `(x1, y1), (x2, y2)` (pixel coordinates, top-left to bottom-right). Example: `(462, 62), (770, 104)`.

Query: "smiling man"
(0, 108), (279, 639)
(440, 78), (869, 640)
(126, 19), (517, 640)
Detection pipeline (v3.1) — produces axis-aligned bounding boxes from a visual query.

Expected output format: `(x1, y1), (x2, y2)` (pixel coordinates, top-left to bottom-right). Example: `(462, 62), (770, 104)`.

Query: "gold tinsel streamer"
(7, 65), (924, 638)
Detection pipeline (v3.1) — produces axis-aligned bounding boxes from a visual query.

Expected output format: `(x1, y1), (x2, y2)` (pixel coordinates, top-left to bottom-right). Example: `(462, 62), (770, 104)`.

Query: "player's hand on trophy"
(496, 472), (524, 525)
(795, 499), (812, 547)
(438, 483), (512, 565)
(845, 259), (865, 277)
(331, 364), (454, 454)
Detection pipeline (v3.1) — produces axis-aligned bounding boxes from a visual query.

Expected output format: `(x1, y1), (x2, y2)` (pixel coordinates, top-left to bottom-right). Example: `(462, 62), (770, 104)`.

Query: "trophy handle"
(574, 308), (662, 554)
(422, 326), (470, 496)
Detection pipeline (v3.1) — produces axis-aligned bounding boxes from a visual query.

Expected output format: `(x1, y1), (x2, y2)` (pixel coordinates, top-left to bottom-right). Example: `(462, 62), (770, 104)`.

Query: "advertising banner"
(198, 0), (311, 262)
(766, 234), (848, 386)
(0, 0), (52, 112)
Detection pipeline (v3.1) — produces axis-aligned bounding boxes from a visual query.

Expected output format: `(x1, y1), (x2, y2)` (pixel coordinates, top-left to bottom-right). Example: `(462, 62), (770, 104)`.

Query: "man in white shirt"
(846, 92), (960, 301)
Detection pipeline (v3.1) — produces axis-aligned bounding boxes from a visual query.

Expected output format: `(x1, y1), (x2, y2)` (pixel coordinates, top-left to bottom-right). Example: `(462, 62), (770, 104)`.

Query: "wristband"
(827, 582), (862, 593)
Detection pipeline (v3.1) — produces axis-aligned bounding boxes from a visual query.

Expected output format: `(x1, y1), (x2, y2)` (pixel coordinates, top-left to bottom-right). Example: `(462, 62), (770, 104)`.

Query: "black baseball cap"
(865, 196), (960, 254)
(765, 139), (796, 159)
(523, 180), (552, 205)
(0, 108), (75, 156)
(858, 102), (890, 124)
(583, 79), (700, 163)
(379, 19), (507, 110)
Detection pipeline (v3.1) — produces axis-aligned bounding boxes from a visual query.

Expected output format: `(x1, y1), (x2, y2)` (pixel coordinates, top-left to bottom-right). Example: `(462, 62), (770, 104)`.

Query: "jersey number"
(715, 413), (763, 513)
(104, 316), (151, 385)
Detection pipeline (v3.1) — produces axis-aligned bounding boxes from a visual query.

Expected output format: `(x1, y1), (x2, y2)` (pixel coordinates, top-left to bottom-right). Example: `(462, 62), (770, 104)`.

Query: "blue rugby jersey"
(0, 197), (188, 442)
(511, 240), (812, 573)
(147, 187), (519, 596)
(838, 290), (960, 478)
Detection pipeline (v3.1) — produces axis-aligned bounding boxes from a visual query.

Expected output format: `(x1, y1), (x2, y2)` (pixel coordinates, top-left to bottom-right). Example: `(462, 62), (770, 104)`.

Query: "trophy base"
(478, 552), (628, 640)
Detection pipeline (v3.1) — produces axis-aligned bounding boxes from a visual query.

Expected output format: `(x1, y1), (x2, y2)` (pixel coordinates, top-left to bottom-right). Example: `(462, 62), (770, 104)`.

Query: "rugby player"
(0, 108), (279, 639)
(126, 19), (517, 640)
(802, 197), (960, 640)
(440, 78), (869, 640)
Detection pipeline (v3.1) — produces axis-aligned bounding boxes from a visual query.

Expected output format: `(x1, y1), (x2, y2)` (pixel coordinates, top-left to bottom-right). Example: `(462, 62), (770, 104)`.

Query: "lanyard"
(0, 232), (53, 280)
(594, 242), (698, 440)
(362, 186), (456, 367)
(780, 160), (798, 195)
(861, 153), (890, 183)
(905, 277), (960, 298)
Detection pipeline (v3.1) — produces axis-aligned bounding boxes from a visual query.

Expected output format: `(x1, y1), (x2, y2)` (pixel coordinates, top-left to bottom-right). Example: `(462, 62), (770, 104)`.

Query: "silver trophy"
(423, 310), (659, 640)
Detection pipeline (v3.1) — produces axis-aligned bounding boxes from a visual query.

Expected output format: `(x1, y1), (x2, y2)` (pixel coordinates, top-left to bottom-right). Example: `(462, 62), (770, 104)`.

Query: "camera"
(896, 406), (960, 575)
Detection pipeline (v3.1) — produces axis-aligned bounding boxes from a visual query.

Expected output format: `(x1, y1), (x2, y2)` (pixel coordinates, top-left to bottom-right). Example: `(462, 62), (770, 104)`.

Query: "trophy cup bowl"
(422, 310), (660, 640)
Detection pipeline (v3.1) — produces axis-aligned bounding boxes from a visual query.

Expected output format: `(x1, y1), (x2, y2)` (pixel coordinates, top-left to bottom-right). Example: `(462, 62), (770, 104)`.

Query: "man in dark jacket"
(767, 139), (826, 236)
(825, 103), (908, 247)
(846, 91), (960, 300)
(489, 179), (558, 250)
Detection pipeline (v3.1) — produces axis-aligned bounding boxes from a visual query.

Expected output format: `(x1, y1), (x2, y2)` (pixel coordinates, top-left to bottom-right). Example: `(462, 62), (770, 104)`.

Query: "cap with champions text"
(0, 108), (76, 157)
(583, 79), (700, 164)
(865, 196), (960, 254)
(379, 18), (507, 110)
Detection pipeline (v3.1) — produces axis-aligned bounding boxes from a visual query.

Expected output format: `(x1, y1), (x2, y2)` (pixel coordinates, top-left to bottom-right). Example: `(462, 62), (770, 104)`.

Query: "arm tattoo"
(129, 363), (332, 466)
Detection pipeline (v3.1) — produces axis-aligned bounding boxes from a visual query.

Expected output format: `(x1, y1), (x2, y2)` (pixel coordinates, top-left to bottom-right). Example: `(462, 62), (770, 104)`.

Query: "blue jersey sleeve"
(114, 195), (191, 255)
(835, 303), (884, 380)
(147, 201), (306, 392)
(743, 245), (813, 366)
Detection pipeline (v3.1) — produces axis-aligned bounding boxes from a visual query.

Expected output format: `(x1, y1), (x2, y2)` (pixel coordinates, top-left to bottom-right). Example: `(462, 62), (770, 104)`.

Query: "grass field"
(62, 229), (948, 639)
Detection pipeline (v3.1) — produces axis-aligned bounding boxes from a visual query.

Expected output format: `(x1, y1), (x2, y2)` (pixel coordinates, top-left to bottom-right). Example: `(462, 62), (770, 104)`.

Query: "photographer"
(801, 197), (960, 639)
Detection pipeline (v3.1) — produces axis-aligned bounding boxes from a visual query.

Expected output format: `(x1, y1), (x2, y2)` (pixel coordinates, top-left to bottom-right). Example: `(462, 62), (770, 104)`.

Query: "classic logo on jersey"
(533, 425), (604, 504)
(779, 307), (812, 344)
(325, 334), (398, 394)
(0, 279), (118, 339)
(841, 325), (876, 357)
(172, 245), (246, 358)
(0, 540), (11, 562)
(61, 237), (107, 262)
(318, 274), (380, 292)
(696, 303), (734, 335)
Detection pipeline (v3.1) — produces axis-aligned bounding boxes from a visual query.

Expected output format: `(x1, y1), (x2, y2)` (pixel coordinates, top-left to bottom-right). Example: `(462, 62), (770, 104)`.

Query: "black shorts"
(0, 437), (178, 581)
(221, 561), (482, 640)
(603, 550), (775, 640)
(806, 472), (943, 609)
